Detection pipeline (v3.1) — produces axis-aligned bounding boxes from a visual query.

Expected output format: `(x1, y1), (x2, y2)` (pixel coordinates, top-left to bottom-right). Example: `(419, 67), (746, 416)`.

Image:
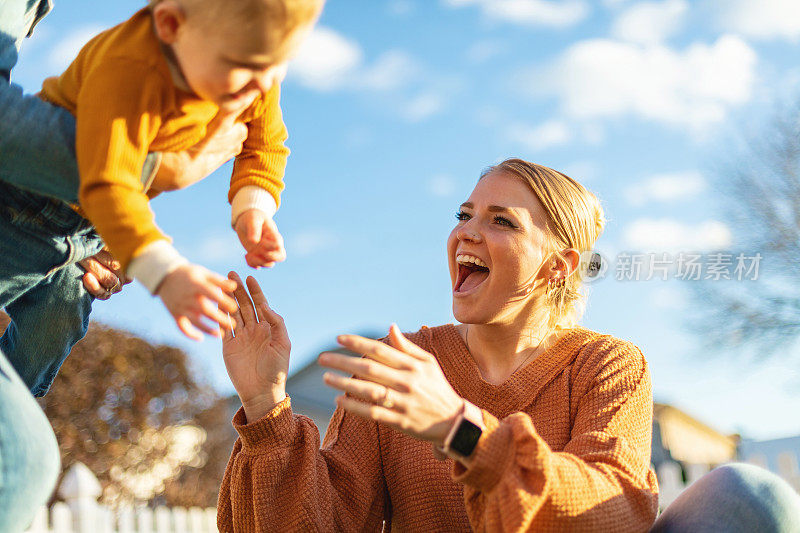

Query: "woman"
(217, 159), (800, 532)
(218, 159), (658, 531)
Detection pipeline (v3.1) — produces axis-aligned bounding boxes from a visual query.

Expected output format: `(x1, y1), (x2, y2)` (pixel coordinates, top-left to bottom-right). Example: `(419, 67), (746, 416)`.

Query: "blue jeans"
(0, 182), (103, 396)
(0, 0), (158, 204)
(652, 463), (800, 532)
(0, 348), (60, 533)
(0, 0), (83, 204)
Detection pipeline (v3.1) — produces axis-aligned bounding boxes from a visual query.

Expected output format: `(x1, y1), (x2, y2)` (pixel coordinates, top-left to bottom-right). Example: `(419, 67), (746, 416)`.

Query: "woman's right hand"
(223, 272), (291, 423)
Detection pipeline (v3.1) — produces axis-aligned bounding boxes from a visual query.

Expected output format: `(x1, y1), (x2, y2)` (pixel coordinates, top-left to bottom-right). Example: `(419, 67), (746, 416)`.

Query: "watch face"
(451, 419), (482, 457)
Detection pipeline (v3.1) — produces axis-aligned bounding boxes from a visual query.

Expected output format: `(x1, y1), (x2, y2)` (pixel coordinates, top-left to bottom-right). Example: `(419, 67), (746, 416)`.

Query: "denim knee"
(652, 462), (800, 533)
(706, 463), (800, 528)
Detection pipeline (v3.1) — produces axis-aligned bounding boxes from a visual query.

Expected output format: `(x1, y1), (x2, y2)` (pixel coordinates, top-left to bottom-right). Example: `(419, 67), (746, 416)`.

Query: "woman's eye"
(455, 211), (471, 221)
(494, 216), (515, 227)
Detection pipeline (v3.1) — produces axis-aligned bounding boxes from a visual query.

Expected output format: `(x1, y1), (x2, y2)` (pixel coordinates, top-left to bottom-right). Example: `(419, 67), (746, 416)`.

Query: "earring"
(547, 277), (565, 292)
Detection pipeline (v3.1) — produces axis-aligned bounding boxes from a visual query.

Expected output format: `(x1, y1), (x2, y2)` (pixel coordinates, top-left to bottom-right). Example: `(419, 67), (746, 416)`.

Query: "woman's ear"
(560, 248), (581, 277)
(152, 0), (186, 44)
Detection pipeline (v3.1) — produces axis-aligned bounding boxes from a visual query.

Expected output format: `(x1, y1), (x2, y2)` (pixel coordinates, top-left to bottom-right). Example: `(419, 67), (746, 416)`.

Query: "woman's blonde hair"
(481, 158), (605, 330)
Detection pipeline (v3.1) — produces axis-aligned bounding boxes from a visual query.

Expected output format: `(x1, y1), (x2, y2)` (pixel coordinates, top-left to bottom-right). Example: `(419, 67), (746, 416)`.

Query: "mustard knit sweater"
(40, 8), (289, 271)
(217, 324), (659, 532)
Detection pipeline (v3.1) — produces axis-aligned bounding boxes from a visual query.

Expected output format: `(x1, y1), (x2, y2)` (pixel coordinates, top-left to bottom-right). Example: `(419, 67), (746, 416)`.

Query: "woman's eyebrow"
(487, 205), (515, 214)
(460, 202), (474, 209)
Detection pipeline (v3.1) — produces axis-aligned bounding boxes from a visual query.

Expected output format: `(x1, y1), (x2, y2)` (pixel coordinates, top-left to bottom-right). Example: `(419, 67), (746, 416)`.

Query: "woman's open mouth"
(454, 254), (490, 294)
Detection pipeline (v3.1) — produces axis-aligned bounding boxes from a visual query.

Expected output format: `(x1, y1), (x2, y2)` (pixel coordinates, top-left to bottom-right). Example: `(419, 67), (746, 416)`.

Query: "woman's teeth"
(456, 254), (488, 269)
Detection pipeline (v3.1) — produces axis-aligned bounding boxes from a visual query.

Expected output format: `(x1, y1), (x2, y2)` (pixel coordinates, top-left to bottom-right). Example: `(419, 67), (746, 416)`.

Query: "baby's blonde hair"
(481, 158), (605, 330)
(150, 0), (324, 39)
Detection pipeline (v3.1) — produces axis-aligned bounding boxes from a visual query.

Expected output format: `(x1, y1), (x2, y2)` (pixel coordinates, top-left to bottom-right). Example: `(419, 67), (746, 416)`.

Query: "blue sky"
(11, 0), (800, 439)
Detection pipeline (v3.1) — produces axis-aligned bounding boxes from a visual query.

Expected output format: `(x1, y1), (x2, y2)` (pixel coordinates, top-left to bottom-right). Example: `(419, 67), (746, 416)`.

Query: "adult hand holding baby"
(156, 111), (248, 187)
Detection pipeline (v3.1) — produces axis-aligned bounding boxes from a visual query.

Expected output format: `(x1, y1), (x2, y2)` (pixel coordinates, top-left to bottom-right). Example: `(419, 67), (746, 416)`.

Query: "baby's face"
(171, 16), (310, 110)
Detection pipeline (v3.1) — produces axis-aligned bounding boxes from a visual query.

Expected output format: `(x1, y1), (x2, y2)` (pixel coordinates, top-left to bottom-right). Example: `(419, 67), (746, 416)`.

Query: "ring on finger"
(379, 385), (395, 409)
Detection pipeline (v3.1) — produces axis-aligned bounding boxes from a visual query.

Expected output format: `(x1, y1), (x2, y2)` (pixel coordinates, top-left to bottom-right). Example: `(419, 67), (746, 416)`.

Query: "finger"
(336, 395), (405, 429)
(95, 250), (125, 278)
(336, 334), (415, 370)
(228, 271), (256, 326)
(318, 351), (409, 392)
(176, 315), (204, 342)
(209, 272), (237, 294)
(220, 309), (235, 340)
(323, 373), (406, 413)
(387, 324), (431, 361)
(244, 275), (270, 323)
(221, 291), (243, 334)
(200, 297), (234, 331)
(82, 272), (109, 300)
(203, 276), (238, 313)
(80, 257), (120, 291)
(246, 220), (262, 247)
(187, 312), (222, 338)
(245, 276), (291, 344)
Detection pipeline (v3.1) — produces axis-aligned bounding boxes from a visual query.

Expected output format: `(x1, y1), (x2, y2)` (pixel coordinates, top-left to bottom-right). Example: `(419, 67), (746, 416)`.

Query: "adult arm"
(452, 338), (658, 532)
(217, 274), (387, 532)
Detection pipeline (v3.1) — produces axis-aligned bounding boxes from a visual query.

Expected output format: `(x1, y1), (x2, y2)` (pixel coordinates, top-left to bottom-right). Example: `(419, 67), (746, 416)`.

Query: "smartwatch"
(440, 401), (485, 459)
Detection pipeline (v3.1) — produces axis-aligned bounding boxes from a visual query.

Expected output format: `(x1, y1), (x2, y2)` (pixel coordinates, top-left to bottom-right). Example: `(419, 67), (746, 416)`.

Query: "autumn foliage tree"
(0, 314), (237, 508)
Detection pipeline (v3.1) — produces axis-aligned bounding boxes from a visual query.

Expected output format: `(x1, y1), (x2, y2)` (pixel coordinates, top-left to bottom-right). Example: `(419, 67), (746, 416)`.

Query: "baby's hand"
(156, 264), (238, 341)
(234, 209), (287, 268)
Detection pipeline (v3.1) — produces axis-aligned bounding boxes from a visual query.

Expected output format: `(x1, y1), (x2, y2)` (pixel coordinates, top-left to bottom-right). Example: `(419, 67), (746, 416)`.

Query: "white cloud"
(289, 27), (363, 91)
(466, 40), (506, 64)
(290, 28), (420, 92)
(403, 93), (444, 122)
(428, 174), (457, 197)
(507, 120), (604, 151)
(623, 218), (732, 252)
(288, 229), (339, 257)
(507, 120), (571, 151)
(388, 0), (415, 16)
(356, 51), (420, 91)
(48, 25), (105, 71)
(443, 0), (589, 28)
(625, 170), (707, 206)
(611, 0), (688, 45)
(717, 0), (800, 42)
(530, 35), (757, 130)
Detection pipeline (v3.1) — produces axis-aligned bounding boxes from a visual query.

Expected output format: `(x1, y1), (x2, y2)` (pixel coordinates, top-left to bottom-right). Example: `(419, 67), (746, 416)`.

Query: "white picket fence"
(24, 463), (218, 533)
(25, 456), (799, 530)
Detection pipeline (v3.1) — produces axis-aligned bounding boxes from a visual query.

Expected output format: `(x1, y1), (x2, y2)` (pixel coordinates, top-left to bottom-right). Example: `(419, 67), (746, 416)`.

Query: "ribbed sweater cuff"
(452, 410), (515, 492)
(232, 395), (295, 452)
(230, 186), (278, 227)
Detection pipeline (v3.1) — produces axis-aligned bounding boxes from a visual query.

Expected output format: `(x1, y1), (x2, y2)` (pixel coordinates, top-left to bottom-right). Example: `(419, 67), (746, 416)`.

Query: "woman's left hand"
(319, 325), (464, 447)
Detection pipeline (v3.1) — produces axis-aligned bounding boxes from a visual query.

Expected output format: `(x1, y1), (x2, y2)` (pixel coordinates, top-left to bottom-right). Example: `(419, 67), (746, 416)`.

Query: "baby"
(0, 0), (323, 395)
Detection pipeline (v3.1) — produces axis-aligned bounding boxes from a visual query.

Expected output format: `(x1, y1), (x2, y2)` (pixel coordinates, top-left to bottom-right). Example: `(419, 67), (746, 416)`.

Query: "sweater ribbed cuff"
(232, 395), (295, 452)
(451, 410), (515, 492)
(126, 240), (189, 295)
(231, 186), (278, 228)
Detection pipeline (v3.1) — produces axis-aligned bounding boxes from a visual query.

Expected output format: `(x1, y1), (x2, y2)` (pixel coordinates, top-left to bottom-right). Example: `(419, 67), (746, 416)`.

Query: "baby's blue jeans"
(0, 182), (104, 396)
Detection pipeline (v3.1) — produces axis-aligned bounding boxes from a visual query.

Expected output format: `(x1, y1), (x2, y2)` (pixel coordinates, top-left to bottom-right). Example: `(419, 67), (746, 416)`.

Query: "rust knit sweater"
(217, 325), (659, 532)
